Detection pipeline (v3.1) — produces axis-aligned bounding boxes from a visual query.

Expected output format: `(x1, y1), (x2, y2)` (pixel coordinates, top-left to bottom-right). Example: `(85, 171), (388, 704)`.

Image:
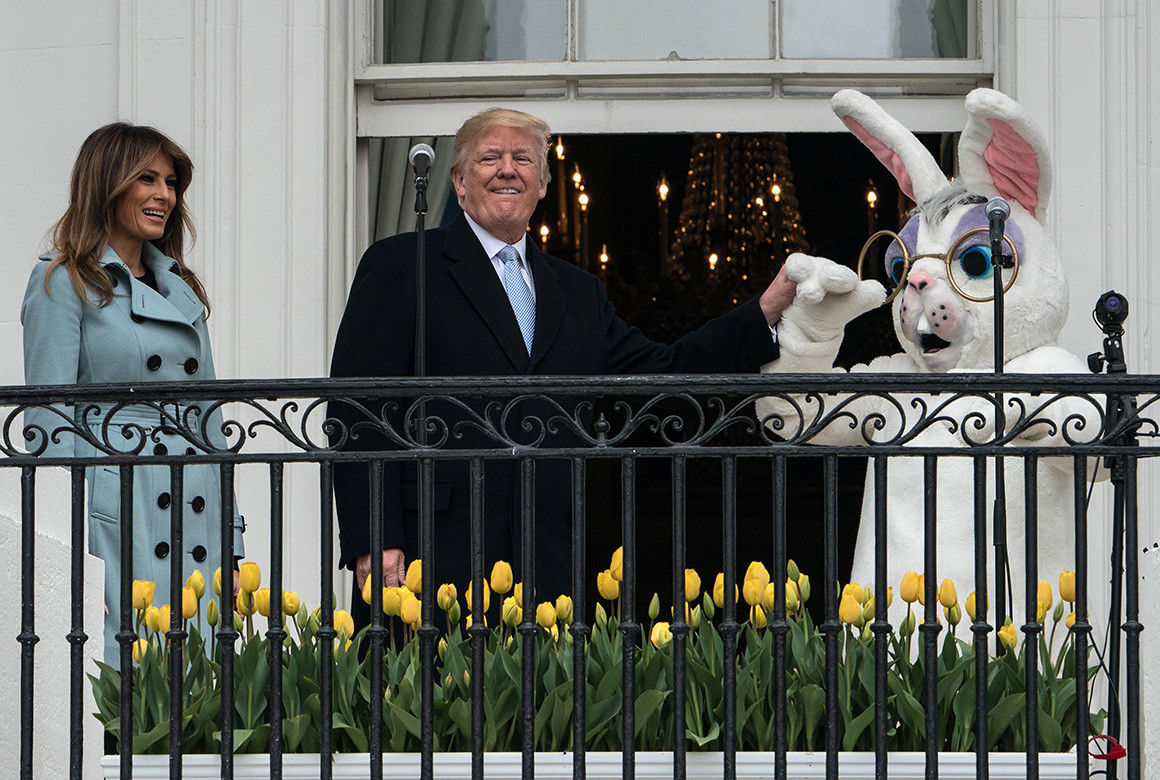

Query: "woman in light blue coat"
(21, 123), (244, 663)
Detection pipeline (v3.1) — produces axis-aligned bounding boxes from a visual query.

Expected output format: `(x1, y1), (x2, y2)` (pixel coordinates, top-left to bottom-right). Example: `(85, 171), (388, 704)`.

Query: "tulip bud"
(786, 581), (799, 614)
(947, 603), (961, 627)
(132, 638), (149, 664)
(860, 623), (872, 642)
(502, 597), (520, 628)
(965, 591), (977, 622)
(284, 635), (293, 648)
(465, 580), (489, 613)
(132, 580), (156, 611)
(465, 614), (473, 630)
(361, 575), (373, 605)
(490, 561), (513, 595)
(282, 591), (300, 617)
(438, 637), (447, 661)
(742, 562), (770, 606)
(1053, 600), (1066, 625)
(207, 599), (219, 628)
(555, 595), (573, 625)
(182, 587), (197, 620)
(213, 567), (223, 597)
(998, 623), (1016, 650)
(650, 621), (672, 648)
(512, 582), (523, 603)
(797, 573), (811, 604)
(307, 608), (321, 634)
(536, 601), (556, 629)
(296, 602), (308, 630)
(334, 609), (354, 640)
(383, 586), (403, 617)
(862, 596), (876, 623)
(610, 546), (624, 582)
(749, 605), (767, 629)
(238, 561), (261, 594)
(144, 605), (162, 633)
(448, 601), (461, 626)
(938, 579), (957, 609)
(158, 604), (172, 631)
(787, 559), (800, 581)
(842, 583), (864, 605)
(1037, 580), (1053, 612)
(255, 588), (272, 618)
(917, 574), (926, 606)
(690, 605), (702, 630)
(405, 559), (422, 594)
(463, 670), (471, 687)
(1037, 601), (1048, 625)
(236, 590), (254, 617)
(762, 582), (775, 612)
(550, 624), (559, 642)
(684, 568), (701, 603)
(400, 592), (420, 625)
(648, 593), (660, 620)
(233, 613), (244, 632)
(886, 586), (893, 608)
(1065, 610), (1077, 629)
(713, 573), (726, 609)
(186, 570), (206, 600)
(1059, 571), (1076, 603)
(702, 592), (715, 620)
(594, 602), (608, 629)
(838, 594), (860, 625)
(437, 583), (458, 612)
(900, 610), (916, 636)
(597, 569), (619, 601)
(900, 572), (918, 603)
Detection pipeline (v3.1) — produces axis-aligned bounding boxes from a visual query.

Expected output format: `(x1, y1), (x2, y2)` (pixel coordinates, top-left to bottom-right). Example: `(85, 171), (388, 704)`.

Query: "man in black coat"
(330, 108), (794, 619)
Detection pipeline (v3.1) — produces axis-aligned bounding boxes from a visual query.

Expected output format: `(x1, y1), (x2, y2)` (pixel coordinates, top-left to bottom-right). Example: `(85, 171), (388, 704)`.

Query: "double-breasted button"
(146, 354), (162, 371)
(191, 496), (206, 513)
(153, 443), (168, 456)
(184, 358), (199, 374)
(157, 492), (171, 509)
(154, 542), (170, 559)
(191, 545), (207, 563)
(131, 313), (145, 324)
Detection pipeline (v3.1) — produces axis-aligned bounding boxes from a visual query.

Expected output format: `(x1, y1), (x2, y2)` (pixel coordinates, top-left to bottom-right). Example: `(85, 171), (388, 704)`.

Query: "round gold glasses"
(857, 227), (1020, 304)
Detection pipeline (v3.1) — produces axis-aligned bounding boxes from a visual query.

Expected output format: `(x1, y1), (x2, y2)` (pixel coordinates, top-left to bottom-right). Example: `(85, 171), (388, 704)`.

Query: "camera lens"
(1105, 295), (1123, 312)
(1094, 289), (1129, 329)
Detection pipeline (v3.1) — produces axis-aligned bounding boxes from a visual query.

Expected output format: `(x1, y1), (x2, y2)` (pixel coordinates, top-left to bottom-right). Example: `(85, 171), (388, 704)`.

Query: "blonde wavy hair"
(451, 108), (553, 183)
(45, 123), (209, 311)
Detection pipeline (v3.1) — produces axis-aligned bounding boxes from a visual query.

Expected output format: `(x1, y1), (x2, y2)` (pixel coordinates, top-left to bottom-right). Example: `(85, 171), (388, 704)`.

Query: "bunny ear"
(958, 88), (1052, 219)
(831, 89), (948, 203)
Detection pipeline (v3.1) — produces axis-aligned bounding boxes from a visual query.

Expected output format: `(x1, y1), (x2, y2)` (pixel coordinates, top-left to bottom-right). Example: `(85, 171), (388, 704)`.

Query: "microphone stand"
(988, 204), (1011, 654)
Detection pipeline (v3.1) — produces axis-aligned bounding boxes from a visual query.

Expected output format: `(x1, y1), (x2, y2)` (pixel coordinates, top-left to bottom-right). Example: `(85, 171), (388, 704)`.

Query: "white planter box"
(104, 750), (1082, 779)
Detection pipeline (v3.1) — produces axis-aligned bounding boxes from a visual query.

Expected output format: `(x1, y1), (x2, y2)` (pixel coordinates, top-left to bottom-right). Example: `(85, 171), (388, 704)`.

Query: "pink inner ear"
(984, 118), (1040, 217)
(843, 116), (915, 201)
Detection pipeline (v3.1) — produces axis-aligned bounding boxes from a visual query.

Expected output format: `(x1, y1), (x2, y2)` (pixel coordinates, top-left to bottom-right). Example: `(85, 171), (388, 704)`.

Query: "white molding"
(116, 0), (136, 118)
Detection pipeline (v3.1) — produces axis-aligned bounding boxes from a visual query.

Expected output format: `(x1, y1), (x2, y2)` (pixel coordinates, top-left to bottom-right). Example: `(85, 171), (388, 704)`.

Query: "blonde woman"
(21, 123), (244, 662)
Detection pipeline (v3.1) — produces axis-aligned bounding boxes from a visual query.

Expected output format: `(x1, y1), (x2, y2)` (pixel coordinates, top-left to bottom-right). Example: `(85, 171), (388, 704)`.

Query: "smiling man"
(330, 108), (794, 622)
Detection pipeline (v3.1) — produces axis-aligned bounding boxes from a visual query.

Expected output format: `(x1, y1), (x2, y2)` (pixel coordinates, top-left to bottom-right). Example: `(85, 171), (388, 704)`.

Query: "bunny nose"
(908, 271), (936, 291)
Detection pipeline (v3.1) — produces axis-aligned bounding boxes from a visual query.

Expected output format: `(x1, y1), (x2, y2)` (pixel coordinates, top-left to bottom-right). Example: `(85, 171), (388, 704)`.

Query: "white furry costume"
(756, 89), (1104, 615)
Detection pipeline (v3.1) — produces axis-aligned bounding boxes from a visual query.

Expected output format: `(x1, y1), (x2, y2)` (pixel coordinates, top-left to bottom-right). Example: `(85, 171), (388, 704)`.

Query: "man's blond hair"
(451, 108), (552, 183)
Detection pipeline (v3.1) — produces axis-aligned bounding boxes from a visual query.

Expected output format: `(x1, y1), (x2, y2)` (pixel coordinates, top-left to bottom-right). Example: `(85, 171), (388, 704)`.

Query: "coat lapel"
(100, 246), (206, 327)
(444, 216), (531, 372)
(525, 242), (566, 371)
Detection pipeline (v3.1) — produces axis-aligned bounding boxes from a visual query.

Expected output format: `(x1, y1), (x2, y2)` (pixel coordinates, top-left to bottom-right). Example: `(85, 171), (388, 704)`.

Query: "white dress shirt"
(464, 213), (536, 303)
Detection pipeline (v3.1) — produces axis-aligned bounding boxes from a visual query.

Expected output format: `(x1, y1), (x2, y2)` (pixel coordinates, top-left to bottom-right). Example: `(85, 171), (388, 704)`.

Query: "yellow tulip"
(597, 569), (619, 601)
(610, 546), (624, 582)
(555, 594), (573, 625)
(762, 582), (776, 612)
(862, 596), (876, 623)
(334, 609), (355, 640)
(512, 583), (523, 603)
(843, 583), (864, 605)
(965, 591), (977, 622)
(465, 580), (489, 613)
(383, 586), (403, 617)
(998, 623), (1016, 650)
(236, 590), (254, 617)
(465, 614), (473, 630)
(255, 588), (272, 618)
(886, 586), (893, 608)
(207, 599), (219, 628)
(502, 596), (521, 627)
(797, 573), (811, 604)
(917, 574), (926, 606)
(186, 570), (206, 600)
(405, 559), (422, 594)
(838, 593), (861, 625)
(437, 583), (458, 612)
(361, 574), (374, 605)
(132, 638), (149, 664)
(742, 561), (770, 606)
(786, 581), (799, 613)
(1037, 601), (1048, 625)
(1037, 580), (1053, 612)
(181, 587), (197, 620)
(713, 573), (725, 608)
(132, 580), (155, 611)
(749, 605), (767, 629)
(1059, 571), (1076, 603)
(650, 621), (672, 648)
(237, 561), (260, 594)
(535, 601), (556, 629)
(1066, 610), (1077, 629)
(144, 605), (162, 633)
(550, 624), (559, 642)
(400, 592), (421, 625)
(787, 559), (800, 581)
(900, 571), (919, 603)
(938, 579), (957, 609)
(213, 567), (223, 597)
(158, 604), (171, 631)
(282, 591), (300, 616)
(490, 561), (513, 594)
(690, 604), (703, 630)
(684, 568), (701, 603)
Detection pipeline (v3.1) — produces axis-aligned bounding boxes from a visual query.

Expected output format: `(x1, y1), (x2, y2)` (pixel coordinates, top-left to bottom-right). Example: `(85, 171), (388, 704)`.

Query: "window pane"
(578, 0), (772, 61)
(379, 0), (566, 63)
(782, 0), (973, 59)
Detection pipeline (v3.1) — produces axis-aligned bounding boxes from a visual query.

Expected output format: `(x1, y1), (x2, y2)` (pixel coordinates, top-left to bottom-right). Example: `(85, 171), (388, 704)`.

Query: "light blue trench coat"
(21, 244), (245, 663)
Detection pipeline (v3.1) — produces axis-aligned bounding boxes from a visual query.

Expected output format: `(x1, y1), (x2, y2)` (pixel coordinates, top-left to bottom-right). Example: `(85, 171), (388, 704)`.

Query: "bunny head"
(831, 89), (1067, 372)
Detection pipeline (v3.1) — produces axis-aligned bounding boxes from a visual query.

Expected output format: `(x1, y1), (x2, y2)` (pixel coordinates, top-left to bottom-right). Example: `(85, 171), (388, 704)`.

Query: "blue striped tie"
(498, 245), (535, 355)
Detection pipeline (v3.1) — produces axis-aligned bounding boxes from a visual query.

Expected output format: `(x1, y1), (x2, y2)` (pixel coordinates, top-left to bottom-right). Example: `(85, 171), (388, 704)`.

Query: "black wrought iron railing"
(7, 373), (1153, 780)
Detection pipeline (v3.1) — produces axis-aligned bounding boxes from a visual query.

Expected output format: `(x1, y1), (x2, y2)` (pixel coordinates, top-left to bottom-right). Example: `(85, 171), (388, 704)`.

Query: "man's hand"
(759, 264), (797, 327)
(355, 549), (406, 590)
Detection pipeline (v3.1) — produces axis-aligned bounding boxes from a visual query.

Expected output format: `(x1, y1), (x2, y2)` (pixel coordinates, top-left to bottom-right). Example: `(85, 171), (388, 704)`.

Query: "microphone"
(986, 196), (1010, 245)
(409, 143), (434, 179)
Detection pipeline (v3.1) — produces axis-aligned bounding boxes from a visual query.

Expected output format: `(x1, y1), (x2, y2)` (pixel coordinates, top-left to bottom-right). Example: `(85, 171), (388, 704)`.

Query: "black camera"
(1094, 289), (1129, 330)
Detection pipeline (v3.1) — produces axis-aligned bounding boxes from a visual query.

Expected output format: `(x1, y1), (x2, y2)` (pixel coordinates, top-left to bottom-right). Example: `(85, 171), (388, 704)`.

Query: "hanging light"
(555, 137), (565, 160)
(600, 244), (609, 267)
(579, 192), (589, 211)
(708, 253), (718, 271)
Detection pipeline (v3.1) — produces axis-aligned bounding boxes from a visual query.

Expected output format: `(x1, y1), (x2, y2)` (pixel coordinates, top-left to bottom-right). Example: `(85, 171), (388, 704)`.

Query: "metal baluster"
(1023, 456), (1039, 780)
(972, 456), (990, 780)
(470, 457), (486, 780)
(217, 464), (236, 780)
(318, 462), (335, 780)
(721, 456), (738, 780)
(520, 457), (537, 780)
(268, 462), (286, 780)
(671, 454), (688, 780)
(570, 457), (589, 780)
(822, 455), (840, 780)
(772, 455), (788, 780)
(20, 466), (39, 780)
(69, 465), (87, 780)
(1073, 457), (1090, 780)
(168, 464), (186, 780)
(620, 456), (638, 780)
(921, 456), (938, 780)
(368, 459), (385, 780)
(119, 465), (135, 780)
(1123, 455), (1141, 780)
(872, 456), (890, 780)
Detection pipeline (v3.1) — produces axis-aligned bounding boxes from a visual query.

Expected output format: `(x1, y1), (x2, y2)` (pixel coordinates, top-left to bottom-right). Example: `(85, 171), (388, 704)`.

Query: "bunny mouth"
(920, 334), (952, 353)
